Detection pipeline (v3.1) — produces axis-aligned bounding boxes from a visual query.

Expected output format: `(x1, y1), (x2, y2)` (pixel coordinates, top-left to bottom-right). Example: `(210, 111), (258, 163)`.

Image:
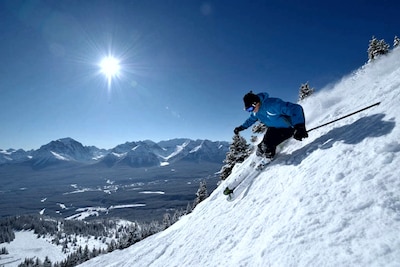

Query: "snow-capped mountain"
(155, 139), (229, 163)
(78, 48), (400, 266)
(178, 139), (231, 163)
(97, 139), (229, 167)
(30, 138), (95, 168)
(100, 142), (161, 168)
(0, 148), (31, 164)
(0, 138), (229, 169)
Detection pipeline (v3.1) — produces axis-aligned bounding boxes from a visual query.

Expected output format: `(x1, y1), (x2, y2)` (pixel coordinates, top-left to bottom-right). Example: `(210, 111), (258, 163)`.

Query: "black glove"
(234, 126), (245, 135)
(293, 124), (308, 141)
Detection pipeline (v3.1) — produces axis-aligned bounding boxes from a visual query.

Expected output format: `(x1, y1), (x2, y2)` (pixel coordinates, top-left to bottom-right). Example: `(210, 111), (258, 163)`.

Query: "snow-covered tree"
(43, 256), (52, 267)
(378, 39), (390, 54)
(163, 213), (172, 229)
(172, 208), (186, 223)
(193, 180), (208, 208)
(0, 247), (8, 255)
(298, 82), (315, 101)
(19, 258), (35, 267)
(219, 135), (251, 180)
(367, 36), (379, 60)
(185, 202), (192, 214)
(368, 36), (390, 61)
(394, 36), (400, 48)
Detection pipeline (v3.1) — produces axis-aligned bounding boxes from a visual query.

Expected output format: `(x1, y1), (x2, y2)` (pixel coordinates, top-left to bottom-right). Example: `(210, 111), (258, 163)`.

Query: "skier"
(234, 91), (308, 159)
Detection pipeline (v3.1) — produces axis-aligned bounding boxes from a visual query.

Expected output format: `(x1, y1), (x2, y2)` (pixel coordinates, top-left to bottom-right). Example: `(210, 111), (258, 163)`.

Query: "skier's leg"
(258, 127), (294, 158)
(257, 127), (278, 158)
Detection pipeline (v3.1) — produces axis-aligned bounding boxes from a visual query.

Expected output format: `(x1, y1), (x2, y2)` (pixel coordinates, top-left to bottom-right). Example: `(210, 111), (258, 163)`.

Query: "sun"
(99, 56), (122, 88)
(100, 56), (121, 78)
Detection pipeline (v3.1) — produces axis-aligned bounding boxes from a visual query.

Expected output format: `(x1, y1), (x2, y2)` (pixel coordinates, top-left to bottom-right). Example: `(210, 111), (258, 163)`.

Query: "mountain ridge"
(0, 137), (230, 169)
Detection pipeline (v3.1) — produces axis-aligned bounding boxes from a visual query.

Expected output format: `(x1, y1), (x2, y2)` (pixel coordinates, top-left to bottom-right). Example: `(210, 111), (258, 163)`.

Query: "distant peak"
(56, 137), (79, 145)
(57, 137), (75, 142)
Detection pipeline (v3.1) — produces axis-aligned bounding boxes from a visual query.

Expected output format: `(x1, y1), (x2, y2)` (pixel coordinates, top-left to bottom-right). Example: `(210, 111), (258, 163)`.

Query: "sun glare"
(100, 56), (121, 78)
(99, 56), (121, 89)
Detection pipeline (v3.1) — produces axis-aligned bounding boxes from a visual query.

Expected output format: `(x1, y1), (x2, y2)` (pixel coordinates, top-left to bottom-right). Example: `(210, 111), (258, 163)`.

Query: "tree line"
(368, 35), (399, 61)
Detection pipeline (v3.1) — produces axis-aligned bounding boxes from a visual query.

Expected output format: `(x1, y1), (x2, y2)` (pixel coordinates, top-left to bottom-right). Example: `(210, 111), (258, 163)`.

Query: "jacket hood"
(257, 92), (269, 103)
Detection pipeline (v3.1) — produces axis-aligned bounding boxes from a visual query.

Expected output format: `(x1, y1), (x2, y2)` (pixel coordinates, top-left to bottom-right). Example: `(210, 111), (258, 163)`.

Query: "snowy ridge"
(1, 138), (229, 168)
(161, 140), (191, 161)
(79, 49), (400, 266)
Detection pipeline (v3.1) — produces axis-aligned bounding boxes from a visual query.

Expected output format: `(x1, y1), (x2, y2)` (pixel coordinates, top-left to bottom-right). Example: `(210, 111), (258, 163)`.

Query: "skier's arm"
(241, 114), (259, 129)
(234, 114), (258, 135)
(280, 102), (306, 126)
(281, 101), (308, 140)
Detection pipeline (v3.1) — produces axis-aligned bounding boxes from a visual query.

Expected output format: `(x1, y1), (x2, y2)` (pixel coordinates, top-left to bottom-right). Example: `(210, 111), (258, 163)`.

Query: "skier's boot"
(256, 144), (265, 157)
(264, 150), (275, 159)
(223, 187), (234, 195)
(257, 143), (275, 159)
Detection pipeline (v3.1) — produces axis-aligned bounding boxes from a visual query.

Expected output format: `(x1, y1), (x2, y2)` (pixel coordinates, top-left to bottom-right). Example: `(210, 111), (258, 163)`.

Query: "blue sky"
(0, 0), (399, 150)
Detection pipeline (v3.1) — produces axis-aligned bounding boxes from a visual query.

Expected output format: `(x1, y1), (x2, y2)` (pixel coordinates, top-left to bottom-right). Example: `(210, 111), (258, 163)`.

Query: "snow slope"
(0, 231), (66, 266)
(79, 49), (400, 267)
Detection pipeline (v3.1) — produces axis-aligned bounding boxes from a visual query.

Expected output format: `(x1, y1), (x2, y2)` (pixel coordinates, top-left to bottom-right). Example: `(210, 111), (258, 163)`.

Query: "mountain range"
(0, 137), (231, 222)
(0, 137), (230, 169)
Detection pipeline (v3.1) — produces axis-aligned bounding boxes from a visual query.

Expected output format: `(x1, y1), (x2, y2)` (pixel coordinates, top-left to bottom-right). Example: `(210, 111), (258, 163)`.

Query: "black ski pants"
(259, 127), (295, 156)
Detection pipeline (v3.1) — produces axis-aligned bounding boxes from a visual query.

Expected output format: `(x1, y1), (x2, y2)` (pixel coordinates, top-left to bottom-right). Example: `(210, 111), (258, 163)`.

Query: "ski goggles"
(245, 105), (255, 112)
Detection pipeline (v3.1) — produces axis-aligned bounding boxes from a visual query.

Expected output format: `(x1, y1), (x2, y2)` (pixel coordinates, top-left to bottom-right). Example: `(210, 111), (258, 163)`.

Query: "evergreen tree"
(162, 213), (172, 229)
(1, 247), (9, 254)
(107, 239), (117, 252)
(193, 180), (208, 208)
(62, 240), (68, 253)
(0, 225), (15, 243)
(91, 247), (100, 258)
(172, 208), (186, 223)
(34, 257), (41, 267)
(19, 258), (35, 267)
(185, 202), (192, 214)
(82, 245), (90, 262)
(219, 134), (251, 180)
(43, 256), (52, 267)
(298, 82), (315, 101)
(368, 36), (379, 60)
(368, 36), (390, 61)
(378, 39), (390, 54)
(394, 36), (400, 48)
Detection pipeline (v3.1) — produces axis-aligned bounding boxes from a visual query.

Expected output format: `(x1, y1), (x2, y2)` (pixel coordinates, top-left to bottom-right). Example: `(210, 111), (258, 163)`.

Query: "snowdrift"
(79, 49), (400, 267)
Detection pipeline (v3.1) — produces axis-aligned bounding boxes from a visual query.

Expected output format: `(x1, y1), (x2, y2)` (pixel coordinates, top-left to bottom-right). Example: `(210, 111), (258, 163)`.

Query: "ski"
(255, 158), (272, 171)
(224, 156), (273, 201)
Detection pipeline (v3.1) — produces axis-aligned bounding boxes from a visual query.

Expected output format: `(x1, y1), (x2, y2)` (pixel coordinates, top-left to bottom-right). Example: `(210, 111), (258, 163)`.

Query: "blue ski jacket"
(241, 92), (306, 129)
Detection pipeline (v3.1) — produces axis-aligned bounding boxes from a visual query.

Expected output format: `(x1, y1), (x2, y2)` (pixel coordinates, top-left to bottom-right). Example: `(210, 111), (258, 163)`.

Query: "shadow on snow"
(281, 113), (396, 166)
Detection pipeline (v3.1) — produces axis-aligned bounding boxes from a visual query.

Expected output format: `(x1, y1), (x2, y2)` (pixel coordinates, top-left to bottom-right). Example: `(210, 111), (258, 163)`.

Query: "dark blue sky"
(1, 0), (399, 149)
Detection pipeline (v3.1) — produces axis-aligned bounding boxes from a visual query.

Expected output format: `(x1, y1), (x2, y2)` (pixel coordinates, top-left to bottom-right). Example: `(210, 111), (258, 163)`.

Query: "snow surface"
(1, 222), (131, 267)
(0, 231), (66, 266)
(78, 49), (400, 267)
(0, 230), (111, 267)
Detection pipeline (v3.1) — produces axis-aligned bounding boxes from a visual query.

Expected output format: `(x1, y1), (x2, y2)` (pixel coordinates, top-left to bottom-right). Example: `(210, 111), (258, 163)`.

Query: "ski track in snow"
(76, 50), (400, 267)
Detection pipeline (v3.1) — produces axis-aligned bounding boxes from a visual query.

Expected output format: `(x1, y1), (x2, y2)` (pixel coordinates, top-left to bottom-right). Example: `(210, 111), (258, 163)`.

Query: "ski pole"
(307, 101), (381, 133)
